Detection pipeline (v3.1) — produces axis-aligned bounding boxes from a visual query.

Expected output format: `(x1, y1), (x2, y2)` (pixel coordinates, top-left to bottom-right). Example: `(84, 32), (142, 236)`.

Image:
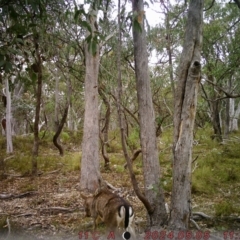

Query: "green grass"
(157, 125), (240, 223)
(192, 165), (217, 195)
(214, 201), (237, 217)
(3, 150), (81, 175)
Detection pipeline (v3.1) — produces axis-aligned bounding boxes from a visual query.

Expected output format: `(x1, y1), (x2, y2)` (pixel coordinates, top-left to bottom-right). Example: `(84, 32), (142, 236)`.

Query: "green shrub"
(60, 131), (70, 143)
(192, 165), (216, 195)
(127, 128), (140, 151)
(5, 154), (31, 175)
(115, 165), (125, 173)
(215, 201), (235, 217)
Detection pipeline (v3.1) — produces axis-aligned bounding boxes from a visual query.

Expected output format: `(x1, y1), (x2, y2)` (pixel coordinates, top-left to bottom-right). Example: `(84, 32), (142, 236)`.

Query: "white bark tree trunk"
(12, 81), (23, 135)
(80, 8), (101, 192)
(230, 99), (240, 131)
(5, 78), (13, 153)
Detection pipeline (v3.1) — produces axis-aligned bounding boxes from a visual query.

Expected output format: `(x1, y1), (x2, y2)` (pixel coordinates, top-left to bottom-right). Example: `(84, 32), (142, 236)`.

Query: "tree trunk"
(169, 0), (203, 230)
(80, 9), (101, 192)
(12, 81), (24, 135)
(224, 98), (230, 139)
(67, 80), (74, 131)
(99, 88), (110, 169)
(132, 0), (168, 227)
(231, 100), (240, 131)
(211, 99), (222, 142)
(32, 35), (43, 176)
(165, 10), (175, 98)
(54, 76), (60, 132)
(224, 78), (232, 139)
(53, 105), (68, 156)
(52, 75), (67, 156)
(5, 77), (13, 153)
(114, 0), (155, 224)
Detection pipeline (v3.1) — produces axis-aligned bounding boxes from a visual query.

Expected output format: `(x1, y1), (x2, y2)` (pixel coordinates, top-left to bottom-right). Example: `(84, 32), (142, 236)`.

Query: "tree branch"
(205, 79), (240, 100)
(204, 0), (215, 11)
(233, 0), (240, 9)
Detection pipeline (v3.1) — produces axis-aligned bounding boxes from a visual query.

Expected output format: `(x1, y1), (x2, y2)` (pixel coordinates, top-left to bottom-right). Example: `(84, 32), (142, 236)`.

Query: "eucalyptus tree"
(0, 2), (24, 152)
(147, 1), (188, 132)
(132, 0), (168, 227)
(25, 0), (67, 174)
(43, 3), (87, 155)
(79, 0), (102, 192)
(169, 0), (203, 230)
(201, 0), (240, 141)
(0, 0), (68, 173)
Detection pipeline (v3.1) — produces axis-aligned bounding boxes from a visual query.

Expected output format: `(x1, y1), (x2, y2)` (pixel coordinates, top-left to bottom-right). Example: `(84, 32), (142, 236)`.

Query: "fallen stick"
(190, 218), (201, 230)
(192, 212), (212, 220)
(0, 191), (37, 200)
(15, 213), (36, 217)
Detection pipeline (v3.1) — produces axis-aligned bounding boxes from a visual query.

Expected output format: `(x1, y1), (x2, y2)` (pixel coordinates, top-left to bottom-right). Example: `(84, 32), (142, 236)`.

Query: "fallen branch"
(192, 212), (212, 220)
(5, 174), (23, 178)
(105, 181), (121, 192)
(44, 169), (61, 175)
(190, 218), (201, 230)
(15, 213), (36, 217)
(4, 155), (15, 162)
(0, 191), (37, 200)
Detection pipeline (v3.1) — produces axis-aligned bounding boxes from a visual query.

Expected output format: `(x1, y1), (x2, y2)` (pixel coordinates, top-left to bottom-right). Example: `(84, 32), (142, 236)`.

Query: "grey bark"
(80, 9), (101, 192)
(32, 34), (43, 176)
(99, 88), (110, 169)
(54, 76), (60, 132)
(231, 100), (240, 131)
(210, 98), (222, 142)
(5, 77), (13, 153)
(170, 0), (203, 230)
(132, 0), (168, 227)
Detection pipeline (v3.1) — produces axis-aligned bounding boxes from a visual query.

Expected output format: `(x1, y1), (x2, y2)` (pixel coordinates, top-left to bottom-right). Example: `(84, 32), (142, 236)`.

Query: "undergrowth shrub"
(5, 154), (31, 175)
(214, 201), (235, 217)
(192, 165), (217, 195)
(60, 131), (70, 143)
(115, 165), (125, 173)
(127, 128), (140, 151)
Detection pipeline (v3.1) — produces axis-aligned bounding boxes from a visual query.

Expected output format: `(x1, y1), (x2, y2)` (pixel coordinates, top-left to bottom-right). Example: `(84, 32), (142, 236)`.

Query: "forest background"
(0, 0), (240, 239)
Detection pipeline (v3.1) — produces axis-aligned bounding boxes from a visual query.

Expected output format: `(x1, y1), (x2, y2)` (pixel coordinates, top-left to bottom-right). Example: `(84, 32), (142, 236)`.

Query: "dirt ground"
(1, 169), (240, 240)
(0, 170), (145, 240)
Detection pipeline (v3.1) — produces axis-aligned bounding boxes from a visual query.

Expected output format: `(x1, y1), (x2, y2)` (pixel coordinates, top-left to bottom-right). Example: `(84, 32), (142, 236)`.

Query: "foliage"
(127, 127), (140, 151)
(214, 201), (237, 217)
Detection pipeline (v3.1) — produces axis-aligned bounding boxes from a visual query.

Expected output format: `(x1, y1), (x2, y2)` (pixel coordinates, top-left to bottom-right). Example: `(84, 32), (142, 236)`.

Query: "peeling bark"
(170, 0), (203, 230)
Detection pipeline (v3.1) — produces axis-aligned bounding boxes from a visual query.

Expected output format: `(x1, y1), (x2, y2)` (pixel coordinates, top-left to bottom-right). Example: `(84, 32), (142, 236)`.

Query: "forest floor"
(0, 128), (240, 239)
(0, 166), (147, 240)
